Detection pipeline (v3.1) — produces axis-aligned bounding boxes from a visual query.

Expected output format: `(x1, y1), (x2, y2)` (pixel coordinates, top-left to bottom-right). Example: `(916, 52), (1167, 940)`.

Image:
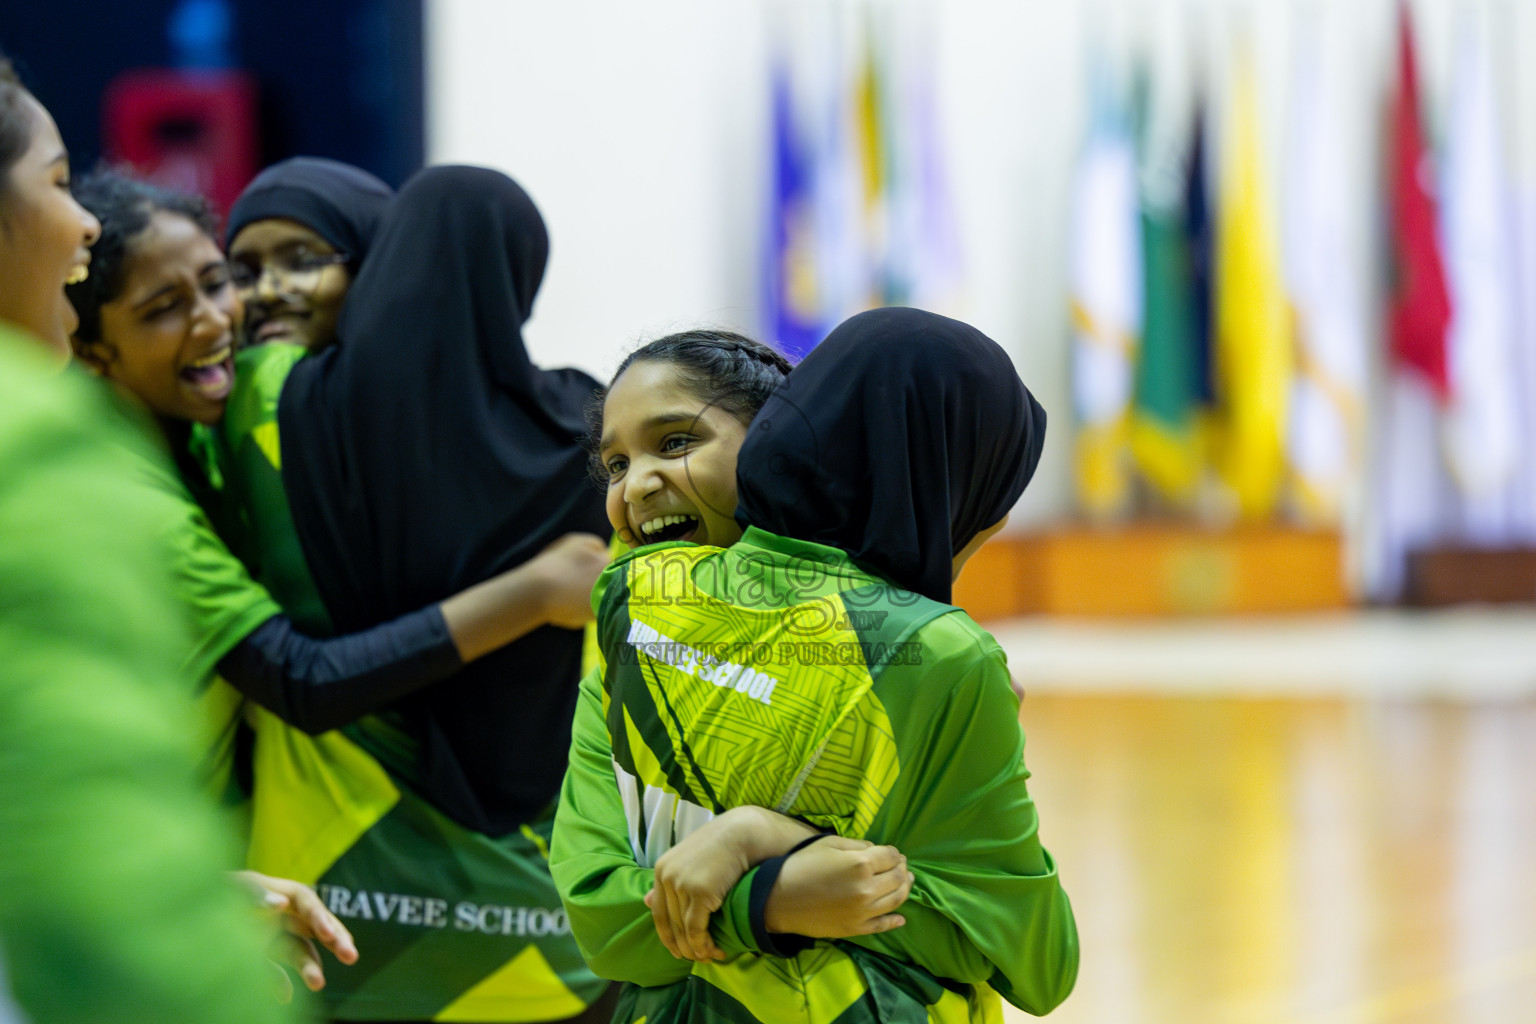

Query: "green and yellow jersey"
(219, 341), (609, 1021)
(552, 528), (1078, 1024)
(109, 378), (280, 812)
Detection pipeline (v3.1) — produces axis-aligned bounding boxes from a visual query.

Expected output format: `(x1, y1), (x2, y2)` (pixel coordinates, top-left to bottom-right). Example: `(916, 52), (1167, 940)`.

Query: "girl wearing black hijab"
(226, 157), (389, 351)
(553, 307), (1078, 1024)
(219, 162), (616, 1023)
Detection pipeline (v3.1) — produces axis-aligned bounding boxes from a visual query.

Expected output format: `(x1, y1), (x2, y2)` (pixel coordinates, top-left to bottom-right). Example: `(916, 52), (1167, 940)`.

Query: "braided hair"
(586, 328), (792, 482)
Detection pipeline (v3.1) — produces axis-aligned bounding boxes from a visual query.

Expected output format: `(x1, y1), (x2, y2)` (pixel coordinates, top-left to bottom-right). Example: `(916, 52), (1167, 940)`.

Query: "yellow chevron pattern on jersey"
(615, 545), (899, 842)
(244, 705), (400, 884)
(435, 943), (586, 1022)
(684, 950), (1000, 1024)
(251, 421), (282, 470)
(613, 945), (1003, 1024)
(693, 947), (867, 1022)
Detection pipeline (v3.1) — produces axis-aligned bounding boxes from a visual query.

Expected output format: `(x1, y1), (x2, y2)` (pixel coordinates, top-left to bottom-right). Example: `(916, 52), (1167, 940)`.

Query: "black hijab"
(736, 306), (1046, 604)
(225, 157), (393, 271)
(276, 165), (608, 835)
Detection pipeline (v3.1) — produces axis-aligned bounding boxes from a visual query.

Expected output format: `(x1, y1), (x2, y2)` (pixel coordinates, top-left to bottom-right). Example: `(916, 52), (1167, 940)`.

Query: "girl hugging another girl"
(552, 310), (1077, 1024)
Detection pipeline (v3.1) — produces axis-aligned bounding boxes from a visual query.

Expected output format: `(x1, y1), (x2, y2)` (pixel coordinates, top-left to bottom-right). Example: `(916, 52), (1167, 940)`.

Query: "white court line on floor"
(987, 607), (1536, 699)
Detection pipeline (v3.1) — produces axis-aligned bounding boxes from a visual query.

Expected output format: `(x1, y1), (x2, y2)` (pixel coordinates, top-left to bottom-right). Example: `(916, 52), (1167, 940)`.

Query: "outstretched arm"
(217, 532), (609, 733)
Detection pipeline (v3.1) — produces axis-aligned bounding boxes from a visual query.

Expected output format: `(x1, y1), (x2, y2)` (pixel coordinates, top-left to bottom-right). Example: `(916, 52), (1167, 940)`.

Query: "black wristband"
(747, 831), (834, 958)
(786, 831), (833, 857)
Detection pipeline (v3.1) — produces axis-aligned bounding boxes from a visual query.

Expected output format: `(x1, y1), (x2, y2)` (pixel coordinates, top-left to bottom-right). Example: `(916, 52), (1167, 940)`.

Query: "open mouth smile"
(181, 345), (235, 400)
(252, 315), (304, 341)
(637, 513), (699, 544)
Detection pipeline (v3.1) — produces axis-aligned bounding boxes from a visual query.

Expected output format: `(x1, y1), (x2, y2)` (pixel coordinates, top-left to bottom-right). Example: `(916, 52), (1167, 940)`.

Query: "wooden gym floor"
(993, 611), (1536, 1024)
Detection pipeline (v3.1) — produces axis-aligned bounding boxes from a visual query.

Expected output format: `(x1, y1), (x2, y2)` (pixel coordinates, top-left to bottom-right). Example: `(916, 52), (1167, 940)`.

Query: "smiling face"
(78, 211), (240, 425)
(0, 93), (100, 360)
(227, 218), (351, 349)
(599, 359), (751, 550)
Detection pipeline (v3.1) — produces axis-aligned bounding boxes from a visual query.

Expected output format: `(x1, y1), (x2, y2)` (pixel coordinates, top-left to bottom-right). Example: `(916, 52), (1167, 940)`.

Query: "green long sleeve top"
(551, 528), (1077, 1023)
(0, 329), (295, 1024)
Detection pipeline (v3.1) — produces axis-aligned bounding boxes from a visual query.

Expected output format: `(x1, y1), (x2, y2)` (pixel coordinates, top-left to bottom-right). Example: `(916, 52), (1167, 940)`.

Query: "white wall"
(428, 0), (1536, 529)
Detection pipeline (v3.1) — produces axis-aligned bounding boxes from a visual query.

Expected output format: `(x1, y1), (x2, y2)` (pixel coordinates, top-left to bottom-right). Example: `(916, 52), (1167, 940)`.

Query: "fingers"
(860, 844), (904, 874)
(239, 871), (359, 967)
(867, 869), (915, 916)
(647, 887), (684, 960)
(855, 913), (907, 935)
(664, 883), (697, 960)
(679, 893), (724, 962)
(848, 862), (913, 937)
(282, 882), (359, 965)
(277, 933), (327, 992)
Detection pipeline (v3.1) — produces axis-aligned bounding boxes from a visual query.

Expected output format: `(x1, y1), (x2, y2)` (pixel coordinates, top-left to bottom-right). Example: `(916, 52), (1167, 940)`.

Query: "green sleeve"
(165, 489), (284, 684)
(852, 630), (1079, 1014)
(707, 866), (764, 958)
(550, 670), (693, 987)
(0, 341), (296, 1024)
(106, 392), (281, 685)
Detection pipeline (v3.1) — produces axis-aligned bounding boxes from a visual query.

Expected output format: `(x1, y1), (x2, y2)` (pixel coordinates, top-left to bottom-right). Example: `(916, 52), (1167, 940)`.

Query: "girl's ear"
(70, 338), (115, 377)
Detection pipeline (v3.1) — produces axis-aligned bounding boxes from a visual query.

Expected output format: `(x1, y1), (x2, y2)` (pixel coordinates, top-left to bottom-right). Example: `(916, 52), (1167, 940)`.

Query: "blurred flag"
(1130, 31), (1201, 507)
(1070, 57), (1143, 520)
(883, 2), (961, 311)
(810, 12), (870, 345)
(1282, 18), (1366, 525)
(854, 15), (891, 305)
(1387, 6), (1452, 395)
(1186, 99), (1217, 453)
(1369, 1), (1454, 600)
(764, 57), (824, 360)
(1511, 188), (1536, 543)
(764, 2), (959, 355)
(1438, 14), (1520, 542)
(1214, 50), (1291, 520)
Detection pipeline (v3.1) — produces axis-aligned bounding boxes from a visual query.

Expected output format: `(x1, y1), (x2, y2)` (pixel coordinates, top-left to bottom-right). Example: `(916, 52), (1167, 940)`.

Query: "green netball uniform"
(551, 530), (1078, 1024)
(221, 342), (609, 1021)
(0, 330), (292, 1024)
(107, 375), (281, 812)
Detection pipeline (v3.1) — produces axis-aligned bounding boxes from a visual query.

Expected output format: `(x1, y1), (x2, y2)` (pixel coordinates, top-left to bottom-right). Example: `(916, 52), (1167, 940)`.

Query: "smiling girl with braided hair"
(554, 308), (1077, 1024)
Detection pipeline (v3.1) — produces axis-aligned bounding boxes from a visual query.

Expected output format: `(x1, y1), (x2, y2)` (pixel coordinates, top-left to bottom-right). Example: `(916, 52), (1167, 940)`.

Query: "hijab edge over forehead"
(225, 157), (393, 267)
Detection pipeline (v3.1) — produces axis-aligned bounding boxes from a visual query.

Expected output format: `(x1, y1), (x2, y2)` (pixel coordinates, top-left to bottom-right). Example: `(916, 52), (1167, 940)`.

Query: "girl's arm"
(645, 808), (911, 962)
(843, 638), (1079, 1016)
(439, 532), (609, 660)
(216, 532), (609, 734)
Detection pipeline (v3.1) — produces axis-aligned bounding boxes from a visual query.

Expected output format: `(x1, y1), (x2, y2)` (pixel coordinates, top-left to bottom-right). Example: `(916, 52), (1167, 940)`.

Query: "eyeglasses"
(230, 249), (350, 297)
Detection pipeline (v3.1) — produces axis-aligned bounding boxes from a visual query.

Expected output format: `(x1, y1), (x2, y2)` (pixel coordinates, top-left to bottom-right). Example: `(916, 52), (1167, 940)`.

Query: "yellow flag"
(1215, 55), (1291, 519)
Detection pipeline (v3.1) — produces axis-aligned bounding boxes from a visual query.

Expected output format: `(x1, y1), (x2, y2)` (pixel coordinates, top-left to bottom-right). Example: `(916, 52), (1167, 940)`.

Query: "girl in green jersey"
(553, 310), (1076, 1023)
